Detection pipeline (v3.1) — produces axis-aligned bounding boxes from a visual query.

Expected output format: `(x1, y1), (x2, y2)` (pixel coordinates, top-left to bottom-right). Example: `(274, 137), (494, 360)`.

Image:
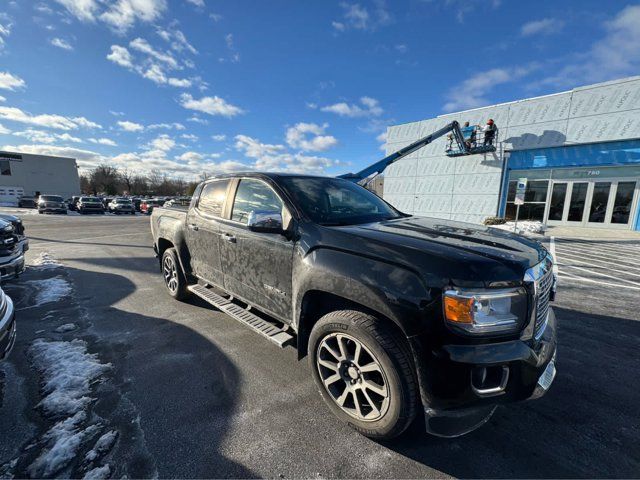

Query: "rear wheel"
(309, 310), (418, 439)
(161, 247), (189, 300)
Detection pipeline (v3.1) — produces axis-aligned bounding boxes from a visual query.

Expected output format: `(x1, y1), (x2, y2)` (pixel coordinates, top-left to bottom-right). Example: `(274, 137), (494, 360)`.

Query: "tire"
(309, 310), (418, 440)
(161, 247), (189, 300)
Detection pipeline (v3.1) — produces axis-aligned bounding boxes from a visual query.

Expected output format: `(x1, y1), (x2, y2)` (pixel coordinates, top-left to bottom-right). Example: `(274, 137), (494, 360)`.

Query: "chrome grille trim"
(524, 255), (554, 341)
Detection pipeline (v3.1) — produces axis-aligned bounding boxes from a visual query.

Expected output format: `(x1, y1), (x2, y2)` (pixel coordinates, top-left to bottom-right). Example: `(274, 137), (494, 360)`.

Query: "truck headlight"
(443, 288), (527, 335)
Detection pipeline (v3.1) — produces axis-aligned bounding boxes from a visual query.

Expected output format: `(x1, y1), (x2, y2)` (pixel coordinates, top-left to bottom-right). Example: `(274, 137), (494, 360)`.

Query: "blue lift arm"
(338, 121), (467, 183)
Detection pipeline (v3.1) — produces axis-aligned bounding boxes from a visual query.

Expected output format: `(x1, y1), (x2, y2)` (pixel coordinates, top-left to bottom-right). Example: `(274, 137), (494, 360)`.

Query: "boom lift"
(338, 120), (496, 184)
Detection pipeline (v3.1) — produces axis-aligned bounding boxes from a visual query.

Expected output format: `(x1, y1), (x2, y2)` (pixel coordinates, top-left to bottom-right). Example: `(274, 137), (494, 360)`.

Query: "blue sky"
(0, 0), (638, 179)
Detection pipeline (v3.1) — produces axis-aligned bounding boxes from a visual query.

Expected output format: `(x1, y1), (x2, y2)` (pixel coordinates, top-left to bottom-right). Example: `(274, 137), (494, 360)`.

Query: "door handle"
(223, 234), (236, 243)
(188, 223), (199, 231)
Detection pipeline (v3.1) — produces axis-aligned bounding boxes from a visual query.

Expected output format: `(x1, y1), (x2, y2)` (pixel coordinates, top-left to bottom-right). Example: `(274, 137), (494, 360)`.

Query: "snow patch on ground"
(492, 220), (546, 236)
(84, 430), (117, 463)
(32, 252), (63, 269)
(28, 277), (72, 306)
(29, 339), (112, 417)
(55, 323), (77, 333)
(27, 412), (100, 477)
(83, 464), (111, 480)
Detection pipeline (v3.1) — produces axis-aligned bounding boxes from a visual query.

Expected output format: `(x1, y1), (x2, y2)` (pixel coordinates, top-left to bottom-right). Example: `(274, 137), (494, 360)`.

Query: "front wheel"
(161, 247), (189, 300)
(309, 310), (418, 440)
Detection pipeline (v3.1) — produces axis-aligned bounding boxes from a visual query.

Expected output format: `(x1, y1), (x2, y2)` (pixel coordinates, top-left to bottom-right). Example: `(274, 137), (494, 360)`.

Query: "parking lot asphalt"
(1, 212), (639, 478)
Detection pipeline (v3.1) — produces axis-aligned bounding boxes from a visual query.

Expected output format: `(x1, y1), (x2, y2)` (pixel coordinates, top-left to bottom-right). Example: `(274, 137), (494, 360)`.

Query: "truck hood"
(330, 216), (548, 287)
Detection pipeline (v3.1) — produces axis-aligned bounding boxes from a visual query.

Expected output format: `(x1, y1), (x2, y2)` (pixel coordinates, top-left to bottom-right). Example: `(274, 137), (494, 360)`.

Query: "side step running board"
(188, 284), (293, 348)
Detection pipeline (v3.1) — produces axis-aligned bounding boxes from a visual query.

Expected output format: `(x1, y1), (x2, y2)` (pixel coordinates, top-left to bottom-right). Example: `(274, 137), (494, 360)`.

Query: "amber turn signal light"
(444, 295), (474, 324)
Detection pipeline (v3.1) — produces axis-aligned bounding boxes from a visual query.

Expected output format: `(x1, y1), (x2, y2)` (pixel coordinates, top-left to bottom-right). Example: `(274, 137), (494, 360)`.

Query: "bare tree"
(90, 164), (120, 195)
(119, 168), (134, 194)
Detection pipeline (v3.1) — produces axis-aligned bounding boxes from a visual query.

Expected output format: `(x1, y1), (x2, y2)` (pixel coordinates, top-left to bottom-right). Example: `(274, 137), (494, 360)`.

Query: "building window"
(0, 161), (11, 176)
(505, 180), (549, 221)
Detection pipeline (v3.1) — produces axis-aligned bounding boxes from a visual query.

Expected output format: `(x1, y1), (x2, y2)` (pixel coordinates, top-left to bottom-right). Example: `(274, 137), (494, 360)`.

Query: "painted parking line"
(554, 238), (640, 291)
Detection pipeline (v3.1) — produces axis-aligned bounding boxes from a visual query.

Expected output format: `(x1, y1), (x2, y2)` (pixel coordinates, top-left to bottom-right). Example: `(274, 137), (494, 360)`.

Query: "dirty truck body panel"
(151, 172), (557, 438)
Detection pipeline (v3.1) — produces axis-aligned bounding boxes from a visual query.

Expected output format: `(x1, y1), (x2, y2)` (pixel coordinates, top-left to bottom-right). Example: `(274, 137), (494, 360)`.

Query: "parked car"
(77, 196), (105, 214)
(163, 196), (192, 208)
(151, 173), (557, 440)
(18, 195), (37, 208)
(132, 197), (142, 212)
(140, 199), (162, 215)
(108, 197), (135, 214)
(0, 286), (16, 361)
(67, 196), (81, 211)
(0, 213), (29, 255)
(0, 219), (25, 280)
(37, 195), (68, 214)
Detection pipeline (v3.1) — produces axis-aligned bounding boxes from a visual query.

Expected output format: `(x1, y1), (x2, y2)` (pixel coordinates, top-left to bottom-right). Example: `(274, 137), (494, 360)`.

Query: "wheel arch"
(296, 290), (408, 360)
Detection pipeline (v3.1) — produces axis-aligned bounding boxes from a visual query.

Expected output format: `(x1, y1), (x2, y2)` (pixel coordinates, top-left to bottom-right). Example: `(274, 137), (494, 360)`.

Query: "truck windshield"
(40, 195), (63, 202)
(280, 176), (404, 226)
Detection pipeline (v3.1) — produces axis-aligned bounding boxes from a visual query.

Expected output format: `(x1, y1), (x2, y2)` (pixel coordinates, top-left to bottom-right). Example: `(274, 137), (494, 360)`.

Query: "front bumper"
(39, 207), (67, 213)
(0, 295), (16, 361)
(0, 251), (25, 280)
(411, 307), (557, 437)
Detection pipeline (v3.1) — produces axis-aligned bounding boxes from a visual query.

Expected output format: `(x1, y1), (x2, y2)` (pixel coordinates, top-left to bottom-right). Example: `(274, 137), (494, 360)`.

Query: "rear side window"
(197, 179), (230, 216)
(231, 179), (283, 224)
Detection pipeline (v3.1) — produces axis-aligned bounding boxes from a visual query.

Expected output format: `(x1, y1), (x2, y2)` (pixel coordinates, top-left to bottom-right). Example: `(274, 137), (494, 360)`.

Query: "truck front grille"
(534, 269), (554, 339)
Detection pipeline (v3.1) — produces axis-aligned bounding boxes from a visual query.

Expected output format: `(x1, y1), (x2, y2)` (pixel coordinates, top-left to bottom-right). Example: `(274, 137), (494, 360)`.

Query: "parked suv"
(151, 173), (557, 439)
(38, 195), (68, 214)
(140, 199), (162, 215)
(108, 198), (135, 214)
(77, 197), (105, 214)
(0, 286), (16, 361)
(18, 195), (37, 208)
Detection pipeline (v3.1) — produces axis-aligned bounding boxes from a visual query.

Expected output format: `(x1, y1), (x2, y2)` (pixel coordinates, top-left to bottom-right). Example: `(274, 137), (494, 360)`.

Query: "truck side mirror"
(247, 210), (284, 234)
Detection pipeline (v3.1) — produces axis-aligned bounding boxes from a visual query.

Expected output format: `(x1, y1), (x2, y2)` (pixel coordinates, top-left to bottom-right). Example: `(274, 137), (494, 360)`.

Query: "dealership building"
(0, 151), (80, 205)
(383, 76), (640, 231)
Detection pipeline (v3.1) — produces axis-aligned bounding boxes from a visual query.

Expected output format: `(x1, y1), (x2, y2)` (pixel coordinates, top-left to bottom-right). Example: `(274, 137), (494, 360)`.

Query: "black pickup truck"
(151, 173), (557, 439)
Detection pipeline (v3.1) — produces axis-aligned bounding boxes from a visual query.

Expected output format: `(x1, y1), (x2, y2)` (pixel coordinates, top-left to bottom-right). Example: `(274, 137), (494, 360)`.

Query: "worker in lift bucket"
(483, 119), (497, 146)
(461, 121), (476, 149)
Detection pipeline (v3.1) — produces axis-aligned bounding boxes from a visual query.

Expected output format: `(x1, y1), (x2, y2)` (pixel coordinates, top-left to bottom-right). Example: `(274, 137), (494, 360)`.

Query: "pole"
(514, 204), (520, 233)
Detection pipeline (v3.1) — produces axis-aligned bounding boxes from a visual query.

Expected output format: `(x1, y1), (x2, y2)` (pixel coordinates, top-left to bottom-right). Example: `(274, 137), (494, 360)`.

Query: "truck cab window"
(232, 179), (283, 224)
(197, 179), (230, 216)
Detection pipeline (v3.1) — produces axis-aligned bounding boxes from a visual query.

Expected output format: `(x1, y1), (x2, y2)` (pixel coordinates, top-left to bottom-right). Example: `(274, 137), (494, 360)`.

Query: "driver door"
(218, 178), (294, 323)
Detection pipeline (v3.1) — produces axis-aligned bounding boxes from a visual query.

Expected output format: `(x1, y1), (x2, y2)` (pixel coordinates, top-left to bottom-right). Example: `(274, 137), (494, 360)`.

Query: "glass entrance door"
(545, 179), (638, 228)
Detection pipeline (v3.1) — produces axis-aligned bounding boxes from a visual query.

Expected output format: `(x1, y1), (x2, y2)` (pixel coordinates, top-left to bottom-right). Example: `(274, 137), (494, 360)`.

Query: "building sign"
(514, 178), (527, 205)
(0, 152), (23, 162)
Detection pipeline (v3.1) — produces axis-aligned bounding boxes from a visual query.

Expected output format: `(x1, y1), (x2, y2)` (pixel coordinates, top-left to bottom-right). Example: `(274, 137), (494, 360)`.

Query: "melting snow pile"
(28, 277), (72, 306)
(84, 430), (118, 463)
(27, 339), (112, 477)
(491, 221), (546, 236)
(55, 323), (77, 333)
(27, 412), (100, 478)
(29, 339), (112, 417)
(32, 252), (63, 269)
(83, 464), (111, 480)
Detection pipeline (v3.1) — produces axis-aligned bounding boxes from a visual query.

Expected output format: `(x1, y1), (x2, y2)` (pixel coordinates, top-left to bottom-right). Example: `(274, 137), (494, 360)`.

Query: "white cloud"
(537, 5), (640, 88)
(285, 122), (338, 152)
(100, 0), (167, 33)
(185, 0), (205, 8)
(148, 122), (185, 130)
(187, 115), (208, 124)
(147, 134), (175, 151)
(0, 14), (13, 52)
(0, 106), (101, 130)
(0, 72), (26, 91)
(521, 18), (564, 37)
(234, 134), (340, 174)
(0, 123), (10, 134)
(181, 133), (198, 141)
(117, 120), (144, 132)
(0, 96), (5, 102)
(179, 93), (244, 117)
(88, 137), (117, 146)
(211, 134), (226, 141)
(320, 96), (383, 118)
(106, 45), (133, 68)
(50, 37), (74, 50)
(1, 144), (107, 169)
(332, 1), (391, 32)
(13, 129), (82, 144)
(109, 110), (125, 116)
(53, 0), (100, 22)
(442, 65), (536, 112)
(156, 26), (197, 55)
(130, 37), (178, 69)
(107, 40), (193, 88)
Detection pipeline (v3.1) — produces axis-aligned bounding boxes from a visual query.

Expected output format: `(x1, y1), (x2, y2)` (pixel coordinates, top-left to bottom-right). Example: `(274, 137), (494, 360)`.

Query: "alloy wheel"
(316, 333), (390, 421)
(163, 254), (179, 293)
